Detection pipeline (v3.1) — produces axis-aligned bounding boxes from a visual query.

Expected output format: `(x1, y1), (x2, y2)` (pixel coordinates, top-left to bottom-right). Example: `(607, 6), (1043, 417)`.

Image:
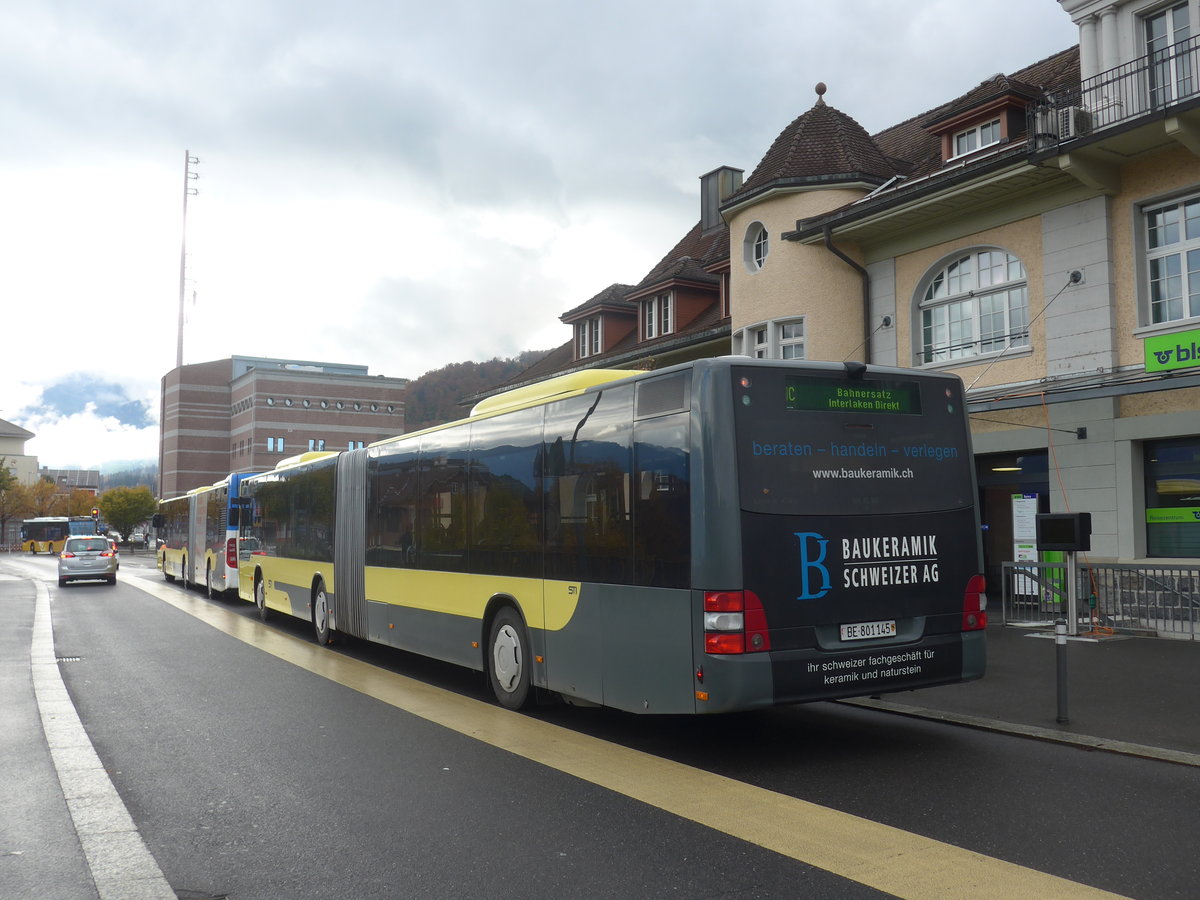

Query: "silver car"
(58, 536), (118, 586)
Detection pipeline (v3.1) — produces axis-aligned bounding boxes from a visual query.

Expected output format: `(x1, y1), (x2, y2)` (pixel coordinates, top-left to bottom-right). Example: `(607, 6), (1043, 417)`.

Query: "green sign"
(1144, 328), (1200, 372)
(785, 377), (922, 414)
(1146, 507), (1200, 524)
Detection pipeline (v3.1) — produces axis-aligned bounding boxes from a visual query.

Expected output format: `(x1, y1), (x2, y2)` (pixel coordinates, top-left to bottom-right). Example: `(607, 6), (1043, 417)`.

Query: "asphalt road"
(5, 551), (1199, 899)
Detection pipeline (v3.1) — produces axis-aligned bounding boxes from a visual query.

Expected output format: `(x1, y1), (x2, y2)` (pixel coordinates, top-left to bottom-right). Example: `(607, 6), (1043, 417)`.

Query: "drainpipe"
(822, 225), (871, 363)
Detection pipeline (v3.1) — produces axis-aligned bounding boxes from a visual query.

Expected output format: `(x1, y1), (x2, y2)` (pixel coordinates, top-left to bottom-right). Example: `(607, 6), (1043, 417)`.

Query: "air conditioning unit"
(1058, 105), (1093, 139)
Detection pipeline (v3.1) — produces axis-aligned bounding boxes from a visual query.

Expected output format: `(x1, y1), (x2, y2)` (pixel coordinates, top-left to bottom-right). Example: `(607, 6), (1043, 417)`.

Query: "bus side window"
(418, 426), (470, 573)
(470, 408), (543, 578)
(544, 386), (634, 585)
(366, 447), (419, 568)
(634, 413), (691, 588)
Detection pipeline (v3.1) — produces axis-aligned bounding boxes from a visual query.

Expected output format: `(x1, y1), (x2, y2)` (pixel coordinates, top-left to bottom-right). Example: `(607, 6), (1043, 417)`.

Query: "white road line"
(30, 578), (175, 900)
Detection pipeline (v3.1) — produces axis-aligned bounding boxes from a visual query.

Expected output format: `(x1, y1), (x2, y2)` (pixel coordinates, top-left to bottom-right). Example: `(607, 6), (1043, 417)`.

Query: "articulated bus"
(22, 516), (98, 554)
(235, 358), (986, 714)
(158, 473), (251, 597)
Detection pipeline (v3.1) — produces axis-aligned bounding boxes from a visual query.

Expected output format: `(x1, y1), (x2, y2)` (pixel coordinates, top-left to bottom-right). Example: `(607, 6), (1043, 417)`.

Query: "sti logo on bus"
(794, 532), (831, 600)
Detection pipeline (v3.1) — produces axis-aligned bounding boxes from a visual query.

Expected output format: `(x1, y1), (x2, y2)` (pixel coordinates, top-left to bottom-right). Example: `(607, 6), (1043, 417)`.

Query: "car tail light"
(60, 551), (75, 559)
(962, 574), (988, 631)
(226, 538), (237, 569)
(704, 590), (771, 655)
(100, 550), (114, 558)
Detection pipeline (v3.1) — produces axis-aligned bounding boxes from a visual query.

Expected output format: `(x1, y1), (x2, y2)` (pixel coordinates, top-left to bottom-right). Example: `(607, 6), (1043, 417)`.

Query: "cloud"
(28, 375), (156, 428)
(7, 376), (158, 468)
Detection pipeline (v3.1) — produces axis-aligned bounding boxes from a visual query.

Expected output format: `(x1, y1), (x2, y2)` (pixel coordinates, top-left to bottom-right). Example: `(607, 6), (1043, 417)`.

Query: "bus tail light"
(704, 590), (771, 655)
(226, 538), (238, 569)
(962, 574), (988, 631)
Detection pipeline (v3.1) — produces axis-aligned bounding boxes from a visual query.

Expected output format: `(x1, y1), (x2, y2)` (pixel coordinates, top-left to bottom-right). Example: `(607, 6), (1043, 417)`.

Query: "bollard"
(1055, 618), (1069, 725)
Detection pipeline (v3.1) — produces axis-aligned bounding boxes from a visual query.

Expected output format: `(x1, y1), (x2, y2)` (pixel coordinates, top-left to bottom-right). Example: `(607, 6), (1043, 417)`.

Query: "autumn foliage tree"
(0, 458), (28, 547)
(99, 486), (158, 541)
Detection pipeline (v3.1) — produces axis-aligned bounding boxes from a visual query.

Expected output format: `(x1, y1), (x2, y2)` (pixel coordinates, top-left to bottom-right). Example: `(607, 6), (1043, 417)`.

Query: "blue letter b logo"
(795, 532), (831, 600)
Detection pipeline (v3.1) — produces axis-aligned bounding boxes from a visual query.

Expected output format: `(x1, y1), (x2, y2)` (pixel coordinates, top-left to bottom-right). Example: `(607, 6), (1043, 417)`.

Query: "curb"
(839, 697), (1200, 769)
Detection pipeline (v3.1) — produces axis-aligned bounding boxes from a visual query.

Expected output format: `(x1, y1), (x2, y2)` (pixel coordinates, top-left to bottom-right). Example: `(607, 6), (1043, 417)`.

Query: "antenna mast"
(176, 151), (199, 369)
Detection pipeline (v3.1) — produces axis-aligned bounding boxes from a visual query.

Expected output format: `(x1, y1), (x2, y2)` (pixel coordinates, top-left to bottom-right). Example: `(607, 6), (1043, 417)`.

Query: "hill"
(404, 350), (551, 432)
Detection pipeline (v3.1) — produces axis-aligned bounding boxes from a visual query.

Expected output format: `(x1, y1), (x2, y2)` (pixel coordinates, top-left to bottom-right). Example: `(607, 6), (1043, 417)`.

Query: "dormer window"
(576, 316), (602, 359)
(645, 293), (673, 339)
(953, 118), (1001, 157)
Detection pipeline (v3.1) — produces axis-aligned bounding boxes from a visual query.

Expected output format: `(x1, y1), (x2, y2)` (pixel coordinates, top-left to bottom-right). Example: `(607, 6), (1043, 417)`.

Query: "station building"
(495, 0), (1200, 582)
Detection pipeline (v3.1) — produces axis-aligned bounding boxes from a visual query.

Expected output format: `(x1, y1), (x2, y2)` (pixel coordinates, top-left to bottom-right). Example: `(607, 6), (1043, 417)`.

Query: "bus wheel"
(311, 581), (332, 645)
(488, 607), (531, 710)
(206, 563), (215, 599)
(180, 556), (188, 590)
(254, 574), (269, 622)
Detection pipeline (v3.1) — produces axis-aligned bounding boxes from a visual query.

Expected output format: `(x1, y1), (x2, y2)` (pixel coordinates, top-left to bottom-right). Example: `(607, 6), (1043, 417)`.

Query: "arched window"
(743, 222), (769, 273)
(917, 249), (1028, 365)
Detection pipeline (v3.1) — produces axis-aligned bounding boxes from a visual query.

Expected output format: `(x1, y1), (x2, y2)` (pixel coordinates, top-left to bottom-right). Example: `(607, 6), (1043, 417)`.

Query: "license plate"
(840, 619), (897, 641)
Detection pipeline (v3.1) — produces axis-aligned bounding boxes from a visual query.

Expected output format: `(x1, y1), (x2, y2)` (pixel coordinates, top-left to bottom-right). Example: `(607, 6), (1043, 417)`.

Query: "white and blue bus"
(237, 358), (986, 714)
(158, 473), (252, 597)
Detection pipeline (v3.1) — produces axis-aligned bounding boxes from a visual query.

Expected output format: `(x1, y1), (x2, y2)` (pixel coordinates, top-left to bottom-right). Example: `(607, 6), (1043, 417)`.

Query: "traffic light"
(91, 507), (99, 519)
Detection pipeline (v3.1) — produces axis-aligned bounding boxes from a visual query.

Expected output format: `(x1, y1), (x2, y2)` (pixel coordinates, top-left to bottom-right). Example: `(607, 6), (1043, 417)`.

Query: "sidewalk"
(847, 622), (1200, 765)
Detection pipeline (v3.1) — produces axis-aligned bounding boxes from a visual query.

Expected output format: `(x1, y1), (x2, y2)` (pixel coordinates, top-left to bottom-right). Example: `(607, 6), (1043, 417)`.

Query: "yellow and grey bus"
(237, 358), (987, 714)
(21, 516), (98, 554)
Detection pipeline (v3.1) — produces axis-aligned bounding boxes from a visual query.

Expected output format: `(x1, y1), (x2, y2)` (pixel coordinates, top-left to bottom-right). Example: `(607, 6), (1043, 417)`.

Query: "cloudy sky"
(0, 0), (1079, 470)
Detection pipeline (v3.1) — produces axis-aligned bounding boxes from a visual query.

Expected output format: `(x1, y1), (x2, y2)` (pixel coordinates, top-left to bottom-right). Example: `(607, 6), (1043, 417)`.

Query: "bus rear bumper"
(696, 630), (985, 713)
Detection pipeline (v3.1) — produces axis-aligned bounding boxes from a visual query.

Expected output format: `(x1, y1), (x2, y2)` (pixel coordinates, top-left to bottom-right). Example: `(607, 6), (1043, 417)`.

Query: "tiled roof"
(731, 87), (896, 202)
(635, 221), (729, 293)
(873, 46), (1080, 180)
(560, 283), (636, 322)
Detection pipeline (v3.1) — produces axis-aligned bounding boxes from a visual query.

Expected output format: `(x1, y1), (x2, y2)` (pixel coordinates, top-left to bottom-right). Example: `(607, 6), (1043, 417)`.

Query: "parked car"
(130, 531), (148, 548)
(58, 536), (118, 586)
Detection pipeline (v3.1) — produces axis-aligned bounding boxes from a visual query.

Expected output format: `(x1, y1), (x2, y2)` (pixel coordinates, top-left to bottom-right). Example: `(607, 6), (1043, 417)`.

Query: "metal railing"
(1028, 34), (1200, 148)
(1002, 560), (1200, 640)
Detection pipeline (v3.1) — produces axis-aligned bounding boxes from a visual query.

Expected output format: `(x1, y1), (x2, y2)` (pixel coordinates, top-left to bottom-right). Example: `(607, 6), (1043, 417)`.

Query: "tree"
(0, 458), (27, 547)
(99, 486), (158, 541)
(28, 478), (59, 516)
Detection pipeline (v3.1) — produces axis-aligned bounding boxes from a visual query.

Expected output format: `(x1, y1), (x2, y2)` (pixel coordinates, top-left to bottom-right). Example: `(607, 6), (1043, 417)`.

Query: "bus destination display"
(785, 377), (922, 415)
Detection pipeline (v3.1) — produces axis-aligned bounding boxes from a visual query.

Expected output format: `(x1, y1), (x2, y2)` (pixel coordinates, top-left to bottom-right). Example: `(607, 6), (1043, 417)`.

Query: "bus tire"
(206, 563), (215, 599)
(311, 580), (333, 645)
(254, 573), (269, 622)
(181, 556), (188, 590)
(487, 606), (531, 711)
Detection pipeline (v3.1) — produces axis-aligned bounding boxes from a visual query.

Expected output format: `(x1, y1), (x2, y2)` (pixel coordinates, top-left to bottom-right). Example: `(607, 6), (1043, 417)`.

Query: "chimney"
(700, 166), (744, 232)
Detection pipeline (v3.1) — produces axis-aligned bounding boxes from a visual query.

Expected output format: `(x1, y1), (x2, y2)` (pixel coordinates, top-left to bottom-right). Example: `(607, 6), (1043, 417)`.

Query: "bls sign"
(794, 532), (831, 600)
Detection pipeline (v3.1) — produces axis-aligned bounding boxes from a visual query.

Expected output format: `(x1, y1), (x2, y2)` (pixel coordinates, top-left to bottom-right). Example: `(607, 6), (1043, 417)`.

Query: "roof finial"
(815, 82), (827, 107)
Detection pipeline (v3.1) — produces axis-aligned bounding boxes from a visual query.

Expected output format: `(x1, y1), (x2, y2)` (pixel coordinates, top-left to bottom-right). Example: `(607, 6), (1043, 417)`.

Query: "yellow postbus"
(22, 516), (98, 554)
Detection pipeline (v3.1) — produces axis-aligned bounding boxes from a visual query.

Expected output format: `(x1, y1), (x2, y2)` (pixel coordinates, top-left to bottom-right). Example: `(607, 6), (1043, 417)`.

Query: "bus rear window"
(733, 366), (974, 516)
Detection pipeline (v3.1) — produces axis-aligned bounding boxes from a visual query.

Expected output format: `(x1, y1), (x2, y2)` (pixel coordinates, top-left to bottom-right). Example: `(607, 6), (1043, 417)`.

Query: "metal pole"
(1066, 549), (1079, 636)
(177, 150), (189, 369)
(1055, 618), (1069, 724)
(176, 151), (198, 370)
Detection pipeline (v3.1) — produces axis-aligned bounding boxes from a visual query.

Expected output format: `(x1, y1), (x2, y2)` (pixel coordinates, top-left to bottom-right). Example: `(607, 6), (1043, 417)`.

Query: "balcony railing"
(1028, 34), (1200, 148)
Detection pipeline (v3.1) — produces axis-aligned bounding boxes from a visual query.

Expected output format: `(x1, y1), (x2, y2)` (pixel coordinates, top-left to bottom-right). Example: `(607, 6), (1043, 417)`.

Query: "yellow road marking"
(133, 573), (1125, 900)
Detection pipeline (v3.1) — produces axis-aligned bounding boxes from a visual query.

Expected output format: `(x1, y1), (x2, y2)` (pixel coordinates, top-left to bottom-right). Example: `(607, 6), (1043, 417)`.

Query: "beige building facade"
(720, 1), (1200, 579)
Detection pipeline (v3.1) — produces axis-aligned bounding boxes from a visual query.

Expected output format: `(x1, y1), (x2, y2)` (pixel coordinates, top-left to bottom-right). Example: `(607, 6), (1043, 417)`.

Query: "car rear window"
(71, 538), (109, 552)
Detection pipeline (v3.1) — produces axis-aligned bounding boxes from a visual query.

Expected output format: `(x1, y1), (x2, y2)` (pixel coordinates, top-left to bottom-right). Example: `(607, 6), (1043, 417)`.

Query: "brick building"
(159, 356), (408, 498)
